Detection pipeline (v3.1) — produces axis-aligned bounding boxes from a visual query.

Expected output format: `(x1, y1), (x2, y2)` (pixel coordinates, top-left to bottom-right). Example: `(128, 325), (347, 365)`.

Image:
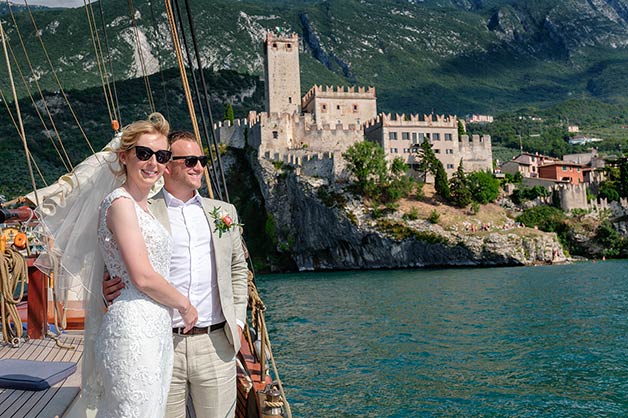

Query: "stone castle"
(215, 32), (493, 181)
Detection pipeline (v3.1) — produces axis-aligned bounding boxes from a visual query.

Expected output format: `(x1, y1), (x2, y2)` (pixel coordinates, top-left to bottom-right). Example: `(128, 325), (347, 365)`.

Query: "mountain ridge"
(2, 0), (628, 115)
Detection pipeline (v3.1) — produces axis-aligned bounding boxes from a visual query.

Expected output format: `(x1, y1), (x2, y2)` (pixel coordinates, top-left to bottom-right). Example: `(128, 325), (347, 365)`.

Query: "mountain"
(2, 0), (628, 116)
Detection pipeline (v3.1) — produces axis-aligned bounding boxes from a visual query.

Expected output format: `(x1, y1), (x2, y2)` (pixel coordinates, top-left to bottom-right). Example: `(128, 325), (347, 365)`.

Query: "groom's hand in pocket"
(103, 273), (125, 305)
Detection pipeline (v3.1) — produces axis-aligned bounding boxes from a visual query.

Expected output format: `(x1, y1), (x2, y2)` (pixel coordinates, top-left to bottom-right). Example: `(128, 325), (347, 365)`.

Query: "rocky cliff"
(245, 154), (567, 271)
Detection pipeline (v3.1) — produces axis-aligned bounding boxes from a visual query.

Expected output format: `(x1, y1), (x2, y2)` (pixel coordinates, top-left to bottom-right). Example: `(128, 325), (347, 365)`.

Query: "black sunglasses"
(171, 155), (209, 168)
(132, 145), (172, 164)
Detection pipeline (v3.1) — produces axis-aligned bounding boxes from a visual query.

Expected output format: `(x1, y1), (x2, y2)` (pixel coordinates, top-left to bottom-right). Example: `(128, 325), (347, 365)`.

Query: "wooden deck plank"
(0, 333), (83, 418)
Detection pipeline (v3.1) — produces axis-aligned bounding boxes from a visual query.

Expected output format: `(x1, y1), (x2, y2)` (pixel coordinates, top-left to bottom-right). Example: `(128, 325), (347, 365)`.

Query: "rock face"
(250, 156), (567, 271)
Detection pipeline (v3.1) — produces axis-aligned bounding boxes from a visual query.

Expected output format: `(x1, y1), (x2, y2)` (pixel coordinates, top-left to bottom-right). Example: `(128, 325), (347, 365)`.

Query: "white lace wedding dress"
(93, 187), (174, 418)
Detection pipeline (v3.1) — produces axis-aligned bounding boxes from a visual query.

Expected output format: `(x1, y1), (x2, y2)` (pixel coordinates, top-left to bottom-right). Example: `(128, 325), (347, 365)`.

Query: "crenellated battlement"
(364, 113), (458, 129)
(265, 32), (299, 45)
(301, 84), (376, 107)
(213, 118), (251, 129)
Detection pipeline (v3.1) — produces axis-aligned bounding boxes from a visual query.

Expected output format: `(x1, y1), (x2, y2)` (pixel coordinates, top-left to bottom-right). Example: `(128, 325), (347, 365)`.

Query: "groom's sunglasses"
(132, 145), (172, 164)
(171, 155), (209, 168)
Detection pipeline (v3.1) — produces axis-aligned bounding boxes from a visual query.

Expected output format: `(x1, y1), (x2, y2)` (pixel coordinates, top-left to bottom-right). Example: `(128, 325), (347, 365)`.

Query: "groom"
(104, 131), (249, 418)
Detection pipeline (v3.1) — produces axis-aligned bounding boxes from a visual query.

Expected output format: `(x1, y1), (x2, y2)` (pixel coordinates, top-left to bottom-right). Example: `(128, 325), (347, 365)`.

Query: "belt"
(172, 321), (225, 336)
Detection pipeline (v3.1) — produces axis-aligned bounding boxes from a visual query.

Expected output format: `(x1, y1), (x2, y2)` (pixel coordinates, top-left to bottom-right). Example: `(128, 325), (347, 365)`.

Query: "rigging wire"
(172, 0), (221, 199)
(23, 0), (97, 156)
(0, 86), (48, 186)
(5, 40), (69, 174)
(1, 19), (40, 205)
(6, 0), (74, 171)
(97, 0), (122, 124)
(83, 0), (117, 129)
(147, 0), (171, 121)
(128, 0), (156, 114)
(182, 0), (230, 202)
(164, 0), (214, 198)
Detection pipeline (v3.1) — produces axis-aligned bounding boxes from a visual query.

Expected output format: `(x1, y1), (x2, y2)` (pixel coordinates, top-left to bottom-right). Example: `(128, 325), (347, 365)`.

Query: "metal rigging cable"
(172, 0), (222, 199)
(5, 39), (70, 174)
(147, 0), (172, 122)
(23, 0), (97, 157)
(128, 0), (156, 114)
(84, 0), (118, 130)
(164, 0), (216, 198)
(6, 0), (74, 171)
(181, 0), (230, 202)
(97, 0), (122, 125)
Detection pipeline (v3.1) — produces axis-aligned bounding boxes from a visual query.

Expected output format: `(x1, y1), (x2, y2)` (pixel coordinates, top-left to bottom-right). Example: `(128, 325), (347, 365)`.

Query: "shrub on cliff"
(343, 142), (416, 204)
(516, 206), (567, 234)
(468, 171), (501, 204)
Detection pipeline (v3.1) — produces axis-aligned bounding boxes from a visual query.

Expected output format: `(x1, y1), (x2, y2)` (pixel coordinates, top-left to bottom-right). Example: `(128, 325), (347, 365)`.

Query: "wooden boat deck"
(0, 333), (83, 418)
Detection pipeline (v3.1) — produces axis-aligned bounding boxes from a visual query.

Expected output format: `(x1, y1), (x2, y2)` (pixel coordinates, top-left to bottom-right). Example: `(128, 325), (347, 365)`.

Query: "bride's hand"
(178, 301), (198, 333)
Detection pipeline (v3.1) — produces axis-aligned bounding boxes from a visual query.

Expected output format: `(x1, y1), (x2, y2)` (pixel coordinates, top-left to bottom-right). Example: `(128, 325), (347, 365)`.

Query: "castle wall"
(214, 119), (249, 149)
(550, 183), (588, 211)
(264, 33), (301, 114)
(364, 113), (492, 179)
(302, 85), (377, 128)
(262, 150), (341, 180)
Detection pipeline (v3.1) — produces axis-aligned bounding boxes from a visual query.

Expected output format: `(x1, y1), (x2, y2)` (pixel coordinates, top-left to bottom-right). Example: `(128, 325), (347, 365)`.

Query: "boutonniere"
(210, 206), (243, 237)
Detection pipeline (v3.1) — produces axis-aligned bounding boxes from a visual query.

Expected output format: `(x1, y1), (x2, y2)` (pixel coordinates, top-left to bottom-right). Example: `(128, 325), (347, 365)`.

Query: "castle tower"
(264, 32), (301, 114)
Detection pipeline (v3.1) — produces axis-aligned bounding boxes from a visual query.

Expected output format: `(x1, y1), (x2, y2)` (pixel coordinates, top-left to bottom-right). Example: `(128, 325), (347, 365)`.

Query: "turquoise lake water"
(256, 260), (628, 417)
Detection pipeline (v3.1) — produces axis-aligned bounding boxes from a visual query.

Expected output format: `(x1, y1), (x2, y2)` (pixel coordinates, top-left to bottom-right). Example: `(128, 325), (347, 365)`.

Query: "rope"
(0, 18), (40, 207)
(164, 0), (214, 198)
(84, 0), (116, 126)
(6, 0), (74, 171)
(0, 86), (49, 187)
(23, 0), (97, 157)
(128, 0), (156, 113)
(0, 247), (27, 346)
(5, 39), (70, 173)
(97, 0), (122, 124)
(148, 0), (171, 121)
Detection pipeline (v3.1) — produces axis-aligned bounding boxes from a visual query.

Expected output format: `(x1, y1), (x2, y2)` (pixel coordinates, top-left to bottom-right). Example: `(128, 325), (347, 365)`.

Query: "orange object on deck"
(111, 119), (120, 131)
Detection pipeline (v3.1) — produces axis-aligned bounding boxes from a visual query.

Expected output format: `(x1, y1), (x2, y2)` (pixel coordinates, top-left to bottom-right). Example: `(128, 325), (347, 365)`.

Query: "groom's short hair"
(168, 130), (197, 145)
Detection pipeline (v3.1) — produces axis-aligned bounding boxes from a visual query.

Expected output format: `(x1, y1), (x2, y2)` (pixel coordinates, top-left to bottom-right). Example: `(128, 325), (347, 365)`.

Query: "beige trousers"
(166, 330), (236, 418)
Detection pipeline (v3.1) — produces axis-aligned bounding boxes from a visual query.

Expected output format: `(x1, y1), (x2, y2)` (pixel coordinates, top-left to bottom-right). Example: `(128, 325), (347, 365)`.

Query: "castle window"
(390, 148), (398, 153)
(389, 132), (398, 140)
(402, 132), (410, 140)
(412, 132), (417, 141)
(433, 133), (441, 141)
(272, 43), (277, 48)
(337, 105), (341, 110)
(321, 104), (327, 112)
(446, 164), (454, 169)
(288, 97), (292, 103)
(434, 149), (440, 154)
(419, 133), (425, 142)
(353, 104), (359, 112)
(445, 133), (453, 141)
(286, 43), (292, 49)
(272, 131), (278, 139)
(446, 149), (454, 154)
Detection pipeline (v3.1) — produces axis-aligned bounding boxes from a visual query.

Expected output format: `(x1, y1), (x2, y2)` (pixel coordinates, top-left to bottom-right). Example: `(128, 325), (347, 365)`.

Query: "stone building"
(216, 31), (493, 181)
(363, 113), (492, 178)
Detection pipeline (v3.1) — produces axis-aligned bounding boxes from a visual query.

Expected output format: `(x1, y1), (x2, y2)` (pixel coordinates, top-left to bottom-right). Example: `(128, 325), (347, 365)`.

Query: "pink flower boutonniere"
(210, 206), (243, 237)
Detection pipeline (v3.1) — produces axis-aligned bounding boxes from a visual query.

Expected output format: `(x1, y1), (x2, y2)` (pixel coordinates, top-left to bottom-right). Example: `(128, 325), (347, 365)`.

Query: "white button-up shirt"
(163, 189), (224, 328)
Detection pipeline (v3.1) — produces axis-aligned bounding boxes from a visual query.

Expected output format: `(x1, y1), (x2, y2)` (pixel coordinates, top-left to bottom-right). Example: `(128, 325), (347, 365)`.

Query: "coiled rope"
(0, 247), (27, 347)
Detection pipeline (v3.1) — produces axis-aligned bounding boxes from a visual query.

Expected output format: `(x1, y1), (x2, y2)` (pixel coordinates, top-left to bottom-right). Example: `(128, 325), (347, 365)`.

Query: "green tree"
(468, 170), (501, 204)
(458, 120), (466, 137)
(449, 159), (471, 207)
(224, 103), (235, 123)
(598, 181), (620, 202)
(434, 161), (450, 201)
(415, 139), (438, 179)
(343, 141), (388, 194)
(516, 205), (566, 233)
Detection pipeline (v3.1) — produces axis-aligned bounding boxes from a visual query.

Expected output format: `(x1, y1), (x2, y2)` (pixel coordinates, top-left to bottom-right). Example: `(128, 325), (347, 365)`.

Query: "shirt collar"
(163, 188), (203, 208)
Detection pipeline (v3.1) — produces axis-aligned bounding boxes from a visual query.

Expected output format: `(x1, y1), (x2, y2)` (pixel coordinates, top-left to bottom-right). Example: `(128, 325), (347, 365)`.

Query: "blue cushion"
(0, 359), (77, 391)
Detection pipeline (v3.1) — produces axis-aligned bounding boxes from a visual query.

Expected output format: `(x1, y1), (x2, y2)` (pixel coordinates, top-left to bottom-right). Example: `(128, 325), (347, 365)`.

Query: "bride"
(42, 113), (198, 417)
